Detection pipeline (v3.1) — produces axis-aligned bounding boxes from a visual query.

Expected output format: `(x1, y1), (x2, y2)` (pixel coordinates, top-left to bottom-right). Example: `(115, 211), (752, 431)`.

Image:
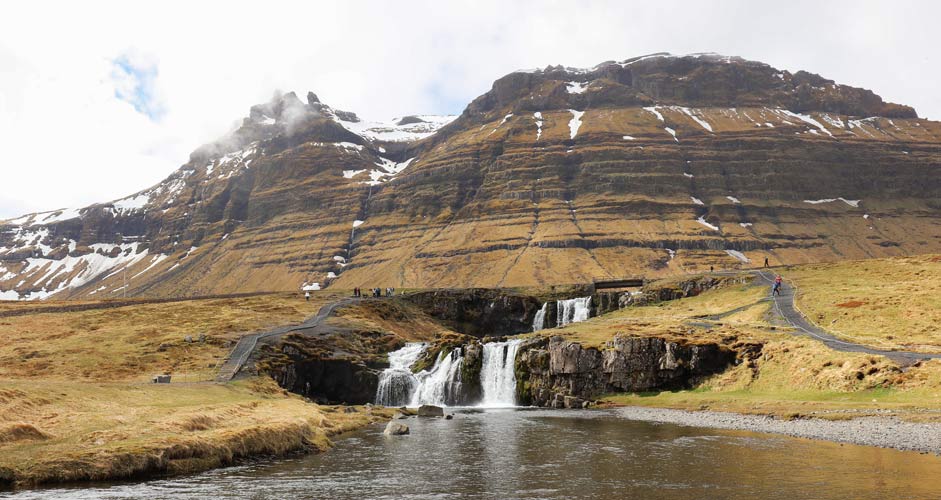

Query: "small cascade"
(480, 339), (524, 407)
(374, 343), (426, 406)
(556, 297), (591, 327)
(410, 347), (465, 406)
(532, 303), (548, 332)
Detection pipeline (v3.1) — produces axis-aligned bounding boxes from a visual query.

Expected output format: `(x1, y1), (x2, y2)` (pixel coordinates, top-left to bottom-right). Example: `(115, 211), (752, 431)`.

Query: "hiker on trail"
(710, 265), (714, 273)
(305, 290), (310, 302)
(764, 257), (770, 268)
(772, 275), (783, 296)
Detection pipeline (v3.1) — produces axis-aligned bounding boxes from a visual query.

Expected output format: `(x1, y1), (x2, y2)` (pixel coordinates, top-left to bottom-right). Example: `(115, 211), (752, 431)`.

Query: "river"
(8, 408), (941, 499)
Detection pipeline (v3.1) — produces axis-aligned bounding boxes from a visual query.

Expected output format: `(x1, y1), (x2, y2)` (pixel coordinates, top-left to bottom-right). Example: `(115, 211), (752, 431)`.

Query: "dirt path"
(215, 297), (361, 381)
(752, 270), (940, 364)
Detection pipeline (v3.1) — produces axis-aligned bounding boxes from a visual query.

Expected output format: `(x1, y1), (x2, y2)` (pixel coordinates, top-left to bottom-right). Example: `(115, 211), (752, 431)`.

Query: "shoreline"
(614, 406), (941, 455)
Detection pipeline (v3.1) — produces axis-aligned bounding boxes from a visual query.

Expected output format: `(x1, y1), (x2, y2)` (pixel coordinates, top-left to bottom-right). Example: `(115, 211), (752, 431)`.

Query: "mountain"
(2, 52), (940, 300)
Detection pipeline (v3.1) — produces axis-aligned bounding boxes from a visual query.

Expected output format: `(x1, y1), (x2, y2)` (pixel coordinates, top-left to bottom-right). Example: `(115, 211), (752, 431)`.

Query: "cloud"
(0, 0), (938, 219)
(111, 50), (165, 121)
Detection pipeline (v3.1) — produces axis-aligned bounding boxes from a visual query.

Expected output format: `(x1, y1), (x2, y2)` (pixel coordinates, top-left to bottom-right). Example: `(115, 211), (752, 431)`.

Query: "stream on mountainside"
(12, 409), (941, 500)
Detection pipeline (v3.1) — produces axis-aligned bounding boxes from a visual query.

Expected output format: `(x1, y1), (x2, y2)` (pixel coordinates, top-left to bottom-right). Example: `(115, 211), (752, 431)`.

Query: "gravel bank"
(615, 406), (941, 455)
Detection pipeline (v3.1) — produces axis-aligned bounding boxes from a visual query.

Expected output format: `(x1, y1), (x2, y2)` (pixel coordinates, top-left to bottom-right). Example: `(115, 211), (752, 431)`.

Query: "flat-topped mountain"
(2, 53), (940, 299)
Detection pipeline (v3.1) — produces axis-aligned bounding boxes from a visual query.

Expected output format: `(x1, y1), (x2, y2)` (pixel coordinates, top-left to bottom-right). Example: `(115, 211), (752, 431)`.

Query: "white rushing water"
(374, 343), (426, 406)
(480, 339), (524, 407)
(556, 296), (592, 327)
(532, 303), (548, 331)
(410, 347), (465, 407)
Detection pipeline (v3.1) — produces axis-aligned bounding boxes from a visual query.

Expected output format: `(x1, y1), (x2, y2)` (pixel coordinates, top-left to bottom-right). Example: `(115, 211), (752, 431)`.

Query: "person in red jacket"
(772, 275), (783, 296)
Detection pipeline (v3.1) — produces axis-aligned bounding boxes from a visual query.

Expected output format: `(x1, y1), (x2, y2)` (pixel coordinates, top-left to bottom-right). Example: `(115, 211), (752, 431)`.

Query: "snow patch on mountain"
(725, 249), (749, 263)
(804, 197), (860, 207)
(777, 110), (833, 137)
(567, 110), (584, 139)
(696, 216), (719, 231)
(112, 192), (151, 214)
(643, 107), (665, 122)
(0, 242), (153, 301)
(566, 81), (588, 94)
(362, 157), (416, 186)
(339, 115), (456, 143)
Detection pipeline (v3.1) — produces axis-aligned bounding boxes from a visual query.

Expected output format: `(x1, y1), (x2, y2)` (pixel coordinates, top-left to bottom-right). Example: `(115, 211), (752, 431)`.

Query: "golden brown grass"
(0, 377), (392, 487)
(0, 291), (343, 382)
(788, 254), (941, 352)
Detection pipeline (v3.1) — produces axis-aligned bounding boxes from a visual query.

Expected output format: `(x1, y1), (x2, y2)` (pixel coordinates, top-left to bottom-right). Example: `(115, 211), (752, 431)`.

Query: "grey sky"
(0, 0), (937, 218)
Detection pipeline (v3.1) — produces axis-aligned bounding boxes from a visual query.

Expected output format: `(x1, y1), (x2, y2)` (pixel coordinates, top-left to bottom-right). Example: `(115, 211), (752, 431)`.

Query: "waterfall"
(375, 343), (425, 406)
(410, 347), (465, 407)
(480, 339), (524, 407)
(556, 296), (592, 327)
(532, 303), (548, 332)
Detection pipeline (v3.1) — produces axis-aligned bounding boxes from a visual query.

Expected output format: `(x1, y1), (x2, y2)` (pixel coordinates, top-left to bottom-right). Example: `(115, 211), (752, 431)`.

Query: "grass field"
(0, 377), (390, 486)
(0, 290), (390, 487)
(788, 254), (941, 352)
(0, 291), (342, 382)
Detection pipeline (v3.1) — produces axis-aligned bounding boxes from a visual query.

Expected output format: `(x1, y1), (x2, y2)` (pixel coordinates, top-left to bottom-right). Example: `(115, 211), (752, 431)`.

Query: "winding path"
(752, 270), (941, 364)
(215, 297), (361, 382)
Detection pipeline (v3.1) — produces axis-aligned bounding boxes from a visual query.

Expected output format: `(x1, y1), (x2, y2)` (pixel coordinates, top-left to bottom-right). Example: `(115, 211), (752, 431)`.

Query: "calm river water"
(7, 408), (941, 499)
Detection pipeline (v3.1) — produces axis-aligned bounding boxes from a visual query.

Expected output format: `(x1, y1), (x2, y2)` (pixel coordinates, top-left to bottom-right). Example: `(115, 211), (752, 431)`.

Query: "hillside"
(2, 52), (941, 300)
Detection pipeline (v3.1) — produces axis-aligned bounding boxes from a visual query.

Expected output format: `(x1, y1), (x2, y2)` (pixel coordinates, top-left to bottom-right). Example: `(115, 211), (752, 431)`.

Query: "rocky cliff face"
(515, 334), (737, 407)
(3, 53), (941, 300)
(403, 289), (543, 337)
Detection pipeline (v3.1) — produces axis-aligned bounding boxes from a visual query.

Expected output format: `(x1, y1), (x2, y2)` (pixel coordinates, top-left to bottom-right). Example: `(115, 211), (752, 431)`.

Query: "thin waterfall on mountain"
(480, 339), (524, 407)
(375, 343), (426, 406)
(532, 303), (548, 331)
(556, 297), (592, 327)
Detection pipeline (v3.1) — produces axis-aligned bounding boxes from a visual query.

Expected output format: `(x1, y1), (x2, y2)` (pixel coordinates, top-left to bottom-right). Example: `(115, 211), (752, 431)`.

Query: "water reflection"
(7, 409), (941, 499)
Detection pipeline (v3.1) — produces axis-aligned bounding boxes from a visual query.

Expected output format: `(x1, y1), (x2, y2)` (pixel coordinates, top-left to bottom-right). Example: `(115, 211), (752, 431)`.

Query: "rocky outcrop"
(592, 275), (751, 315)
(516, 335), (737, 407)
(404, 289), (543, 337)
(264, 348), (382, 405)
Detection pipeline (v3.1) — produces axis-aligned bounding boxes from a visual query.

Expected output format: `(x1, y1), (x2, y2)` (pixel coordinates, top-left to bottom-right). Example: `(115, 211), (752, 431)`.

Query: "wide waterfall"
(409, 347), (465, 406)
(532, 303), (548, 332)
(557, 296), (591, 327)
(376, 338), (526, 407)
(480, 339), (524, 407)
(374, 343), (426, 406)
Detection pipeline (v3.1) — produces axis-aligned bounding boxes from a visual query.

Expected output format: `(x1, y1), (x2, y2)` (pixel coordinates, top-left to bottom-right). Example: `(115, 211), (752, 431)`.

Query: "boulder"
(383, 421), (410, 436)
(393, 412), (409, 420)
(417, 405), (444, 417)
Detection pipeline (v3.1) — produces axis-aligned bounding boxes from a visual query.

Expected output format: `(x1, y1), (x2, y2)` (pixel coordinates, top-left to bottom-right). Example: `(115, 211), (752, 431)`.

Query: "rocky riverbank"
(615, 406), (941, 455)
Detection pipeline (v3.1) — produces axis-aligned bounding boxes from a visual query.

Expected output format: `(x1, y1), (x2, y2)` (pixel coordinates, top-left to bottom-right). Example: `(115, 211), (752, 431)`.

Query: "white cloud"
(0, 0), (938, 218)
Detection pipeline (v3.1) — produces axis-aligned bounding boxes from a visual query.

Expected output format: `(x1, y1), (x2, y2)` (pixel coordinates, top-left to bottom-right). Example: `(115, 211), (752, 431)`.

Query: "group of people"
(352, 287), (394, 298)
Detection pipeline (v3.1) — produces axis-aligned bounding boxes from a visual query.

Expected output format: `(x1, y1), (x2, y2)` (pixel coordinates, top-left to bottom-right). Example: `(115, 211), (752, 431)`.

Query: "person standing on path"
(772, 274), (783, 296)
(764, 257), (770, 268)
(305, 290), (310, 302)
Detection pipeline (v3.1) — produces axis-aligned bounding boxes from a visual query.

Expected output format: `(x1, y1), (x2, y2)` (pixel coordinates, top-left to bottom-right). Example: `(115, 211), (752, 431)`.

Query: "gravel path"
(746, 270), (940, 364)
(616, 406), (941, 455)
(215, 297), (361, 381)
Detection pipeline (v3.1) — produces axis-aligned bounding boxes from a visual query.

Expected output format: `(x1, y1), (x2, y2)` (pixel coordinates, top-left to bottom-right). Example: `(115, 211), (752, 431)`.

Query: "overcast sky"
(1, 0), (937, 219)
